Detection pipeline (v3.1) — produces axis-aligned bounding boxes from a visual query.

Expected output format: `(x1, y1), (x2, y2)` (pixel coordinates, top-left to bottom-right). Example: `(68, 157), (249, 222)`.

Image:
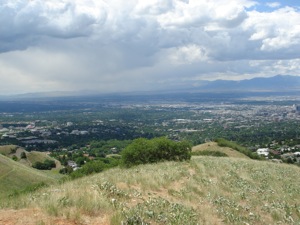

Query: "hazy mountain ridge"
(199, 75), (300, 92)
(0, 75), (299, 101)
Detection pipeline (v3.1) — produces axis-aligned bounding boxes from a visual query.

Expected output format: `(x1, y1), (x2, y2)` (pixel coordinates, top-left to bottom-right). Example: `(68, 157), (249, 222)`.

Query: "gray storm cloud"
(0, 0), (106, 52)
(0, 0), (300, 94)
(1, 0), (300, 57)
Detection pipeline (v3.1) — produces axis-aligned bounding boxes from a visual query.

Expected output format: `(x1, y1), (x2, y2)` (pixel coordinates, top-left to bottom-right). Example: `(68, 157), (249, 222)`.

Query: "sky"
(0, 0), (300, 95)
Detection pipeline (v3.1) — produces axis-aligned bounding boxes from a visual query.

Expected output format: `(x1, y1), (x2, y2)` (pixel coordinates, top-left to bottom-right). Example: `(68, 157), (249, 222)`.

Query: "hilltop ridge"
(192, 142), (250, 159)
(1, 154), (299, 224)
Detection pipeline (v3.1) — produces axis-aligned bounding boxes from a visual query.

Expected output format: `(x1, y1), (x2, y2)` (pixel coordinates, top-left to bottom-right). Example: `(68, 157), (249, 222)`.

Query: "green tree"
(33, 159), (56, 170)
(121, 137), (191, 167)
(75, 157), (86, 166)
(59, 166), (73, 174)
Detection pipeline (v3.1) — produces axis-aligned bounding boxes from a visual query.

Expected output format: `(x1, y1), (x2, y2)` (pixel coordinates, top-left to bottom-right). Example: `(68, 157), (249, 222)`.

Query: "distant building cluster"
(257, 148), (269, 157)
(293, 104), (300, 114)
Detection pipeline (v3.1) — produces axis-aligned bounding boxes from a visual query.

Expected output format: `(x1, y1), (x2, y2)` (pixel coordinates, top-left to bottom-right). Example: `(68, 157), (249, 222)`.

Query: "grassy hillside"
(192, 142), (249, 159)
(0, 154), (60, 199)
(1, 156), (299, 225)
(25, 151), (62, 168)
(0, 145), (17, 156)
(0, 145), (61, 169)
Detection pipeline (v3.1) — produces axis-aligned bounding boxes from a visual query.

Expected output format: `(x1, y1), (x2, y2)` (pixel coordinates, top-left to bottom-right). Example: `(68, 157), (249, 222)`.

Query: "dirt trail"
(0, 208), (110, 225)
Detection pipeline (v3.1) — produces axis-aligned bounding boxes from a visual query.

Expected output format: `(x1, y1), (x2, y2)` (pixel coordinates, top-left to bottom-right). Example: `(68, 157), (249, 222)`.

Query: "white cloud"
(266, 2), (281, 8)
(249, 59), (300, 75)
(168, 44), (208, 65)
(134, 0), (174, 15)
(0, 0), (300, 94)
(246, 7), (300, 53)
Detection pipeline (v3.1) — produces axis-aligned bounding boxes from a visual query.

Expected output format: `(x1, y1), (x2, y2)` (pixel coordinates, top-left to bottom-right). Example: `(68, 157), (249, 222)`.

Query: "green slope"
(192, 142), (250, 158)
(0, 154), (58, 199)
(1, 145), (62, 170)
(25, 151), (62, 168)
(2, 156), (300, 224)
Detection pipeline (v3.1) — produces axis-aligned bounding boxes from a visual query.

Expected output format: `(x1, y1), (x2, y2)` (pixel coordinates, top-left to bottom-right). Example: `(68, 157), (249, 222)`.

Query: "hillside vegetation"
(192, 142), (249, 159)
(121, 137), (191, 167)
(0, 145), (61, 170)
(0, 145), (17, 155)
(0, 154), (59, 199)
(215, 138), (262, 160)
(1, 156), (299, 225)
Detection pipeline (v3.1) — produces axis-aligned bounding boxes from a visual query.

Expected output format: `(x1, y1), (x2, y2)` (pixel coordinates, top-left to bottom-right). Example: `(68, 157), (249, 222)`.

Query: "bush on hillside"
(33, 159), (56, 170)
(121, 137), (192, 167)
(215, 138), (263, 160)
(70, 157), (121, 179)
(192, 150), (228, 157)
(70, 160), (106, 179)
(20, 152), (27, 159)
(59, 166), (73, 175)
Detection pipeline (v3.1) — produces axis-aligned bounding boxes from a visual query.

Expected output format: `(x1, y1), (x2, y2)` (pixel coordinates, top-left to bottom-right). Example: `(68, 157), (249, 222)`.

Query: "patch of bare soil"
(0, 208), (110, 225)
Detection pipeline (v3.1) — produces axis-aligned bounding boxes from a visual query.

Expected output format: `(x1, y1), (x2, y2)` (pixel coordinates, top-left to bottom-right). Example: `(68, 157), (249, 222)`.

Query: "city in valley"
(1, 92), (300, 171)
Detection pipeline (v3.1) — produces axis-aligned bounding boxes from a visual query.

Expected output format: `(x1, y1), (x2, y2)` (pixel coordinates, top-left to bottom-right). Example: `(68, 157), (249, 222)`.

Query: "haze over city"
(0, 0), (300, 95)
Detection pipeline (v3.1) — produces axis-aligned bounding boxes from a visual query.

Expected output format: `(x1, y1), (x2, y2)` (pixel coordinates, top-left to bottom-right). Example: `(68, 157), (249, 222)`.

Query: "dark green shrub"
(70, 160), (106, 179)
(33, 159), (56, 170)
(215, 138), (263, 160)
(59, 166), (73, 174)
(20, 152), (27, 159)
(192, 150), (228, 157)
(70, 157), (121, 179)
(121, 137), (191, 167)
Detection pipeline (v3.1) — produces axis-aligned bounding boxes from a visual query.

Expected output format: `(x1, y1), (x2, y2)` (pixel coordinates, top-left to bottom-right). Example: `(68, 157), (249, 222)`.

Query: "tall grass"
(1, 157), (300, 224)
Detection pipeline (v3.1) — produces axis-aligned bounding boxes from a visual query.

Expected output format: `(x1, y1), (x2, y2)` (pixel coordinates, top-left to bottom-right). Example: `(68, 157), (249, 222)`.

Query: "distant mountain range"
(0, 75), (299, 100)
(196, 75), (300, 92)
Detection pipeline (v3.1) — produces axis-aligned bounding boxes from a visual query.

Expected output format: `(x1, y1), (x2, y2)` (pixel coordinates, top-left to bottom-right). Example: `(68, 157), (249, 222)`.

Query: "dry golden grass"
(192, 142), (250, 159)
(1, 155), (300, 224)
(0, 145), (16, 156)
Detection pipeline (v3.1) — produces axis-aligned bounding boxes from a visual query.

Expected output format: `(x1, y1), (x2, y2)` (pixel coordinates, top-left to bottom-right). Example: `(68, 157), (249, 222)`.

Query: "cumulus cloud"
(246, 7), (300, 54)
(0, 0), (300, 94)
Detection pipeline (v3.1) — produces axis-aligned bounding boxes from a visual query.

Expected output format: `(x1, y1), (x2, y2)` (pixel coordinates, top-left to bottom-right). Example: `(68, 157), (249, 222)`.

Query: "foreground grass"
(1, 156), (300, 224)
